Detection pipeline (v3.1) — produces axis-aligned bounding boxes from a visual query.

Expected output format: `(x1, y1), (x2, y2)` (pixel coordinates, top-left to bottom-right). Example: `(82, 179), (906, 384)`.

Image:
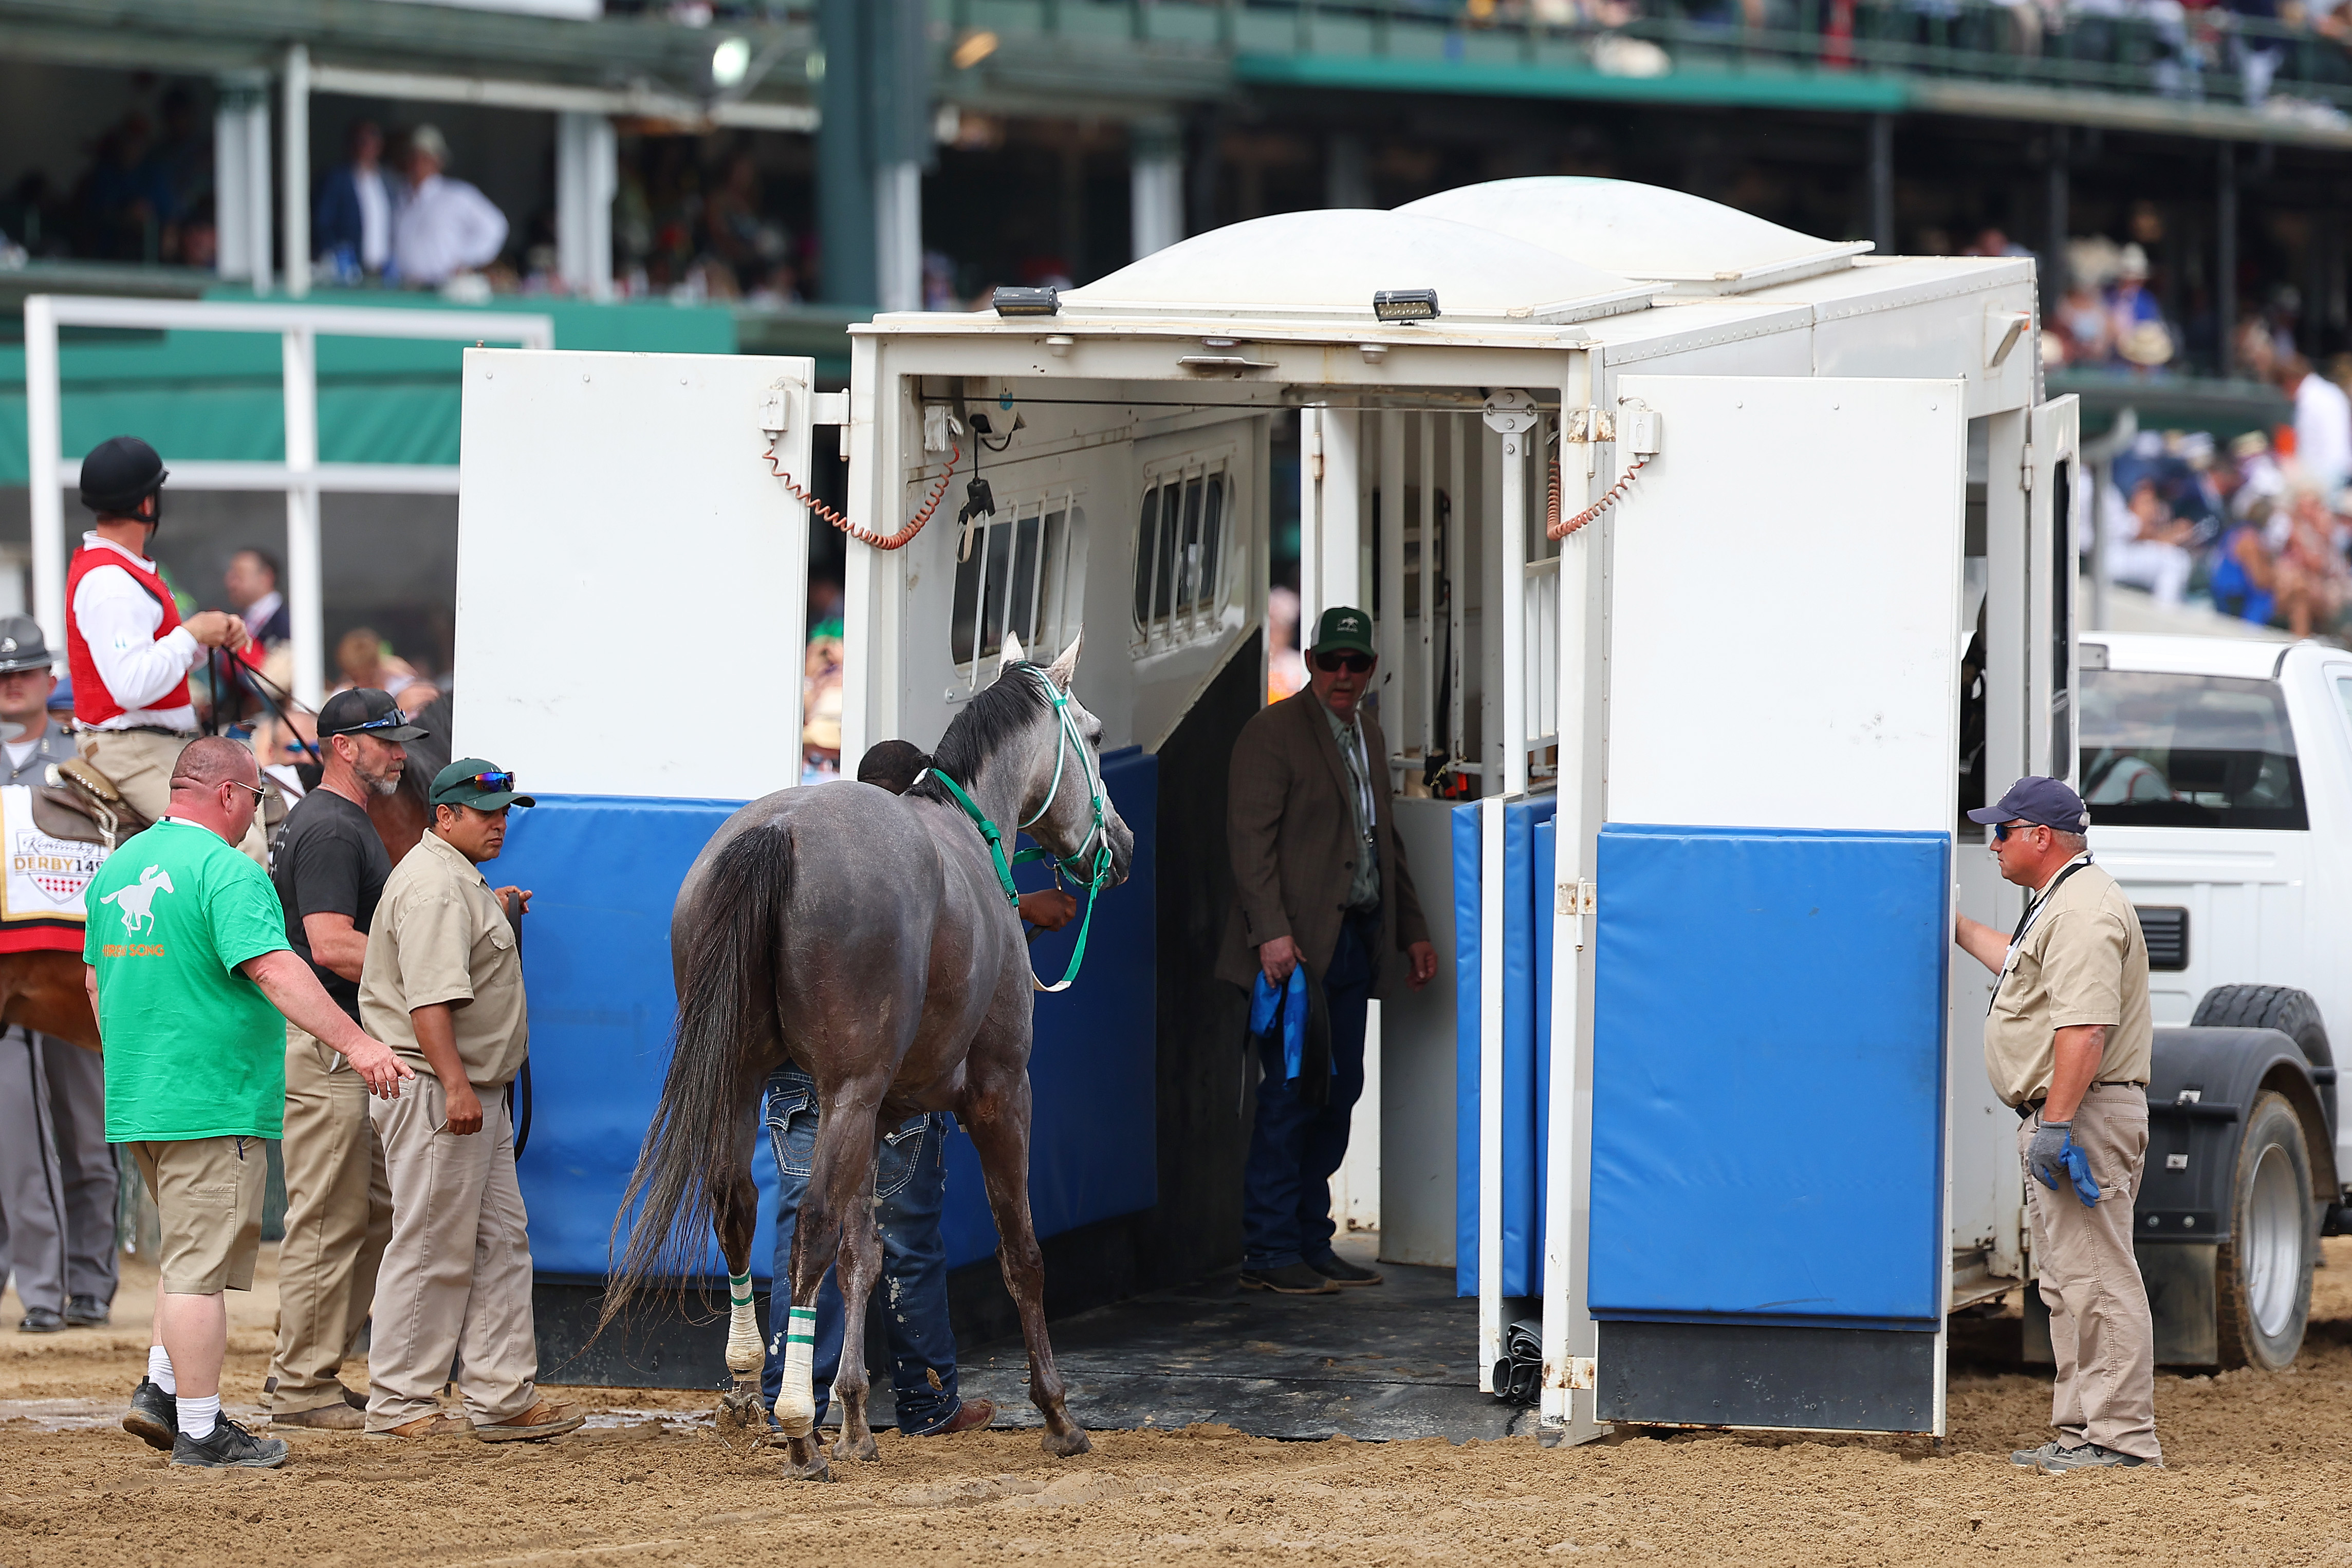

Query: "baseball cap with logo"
(1308, 605), (1375, 659)
(318, 687), (428, 742)
(430, 757), (535, 811)
(0, 616), (56, 676)
(1967, 776), (2090, 833)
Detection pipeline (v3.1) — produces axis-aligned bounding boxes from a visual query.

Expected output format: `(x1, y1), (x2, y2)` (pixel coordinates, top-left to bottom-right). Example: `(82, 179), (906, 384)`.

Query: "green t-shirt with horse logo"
(85, 817), (292, 1142)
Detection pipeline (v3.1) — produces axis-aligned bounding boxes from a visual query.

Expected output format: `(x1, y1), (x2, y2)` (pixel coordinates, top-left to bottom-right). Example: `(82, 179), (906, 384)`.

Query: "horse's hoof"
(789, 1454), (835, 1482)
(1042, 1427), (1092, 1458)
(713, 1389), (768, 1452)
(831, 1432), (880, 1462)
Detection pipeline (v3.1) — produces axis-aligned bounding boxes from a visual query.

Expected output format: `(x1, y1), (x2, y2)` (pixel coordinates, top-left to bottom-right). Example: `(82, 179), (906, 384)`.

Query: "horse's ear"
(999, 630), (1025, 672)
(1046, 630), (1083, 691)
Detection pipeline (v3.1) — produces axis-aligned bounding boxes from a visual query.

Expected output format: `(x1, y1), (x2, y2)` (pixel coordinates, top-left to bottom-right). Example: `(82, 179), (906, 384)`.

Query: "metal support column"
(214, 75), (272, 291)
(557, 111), (617, 299)
(1869, 114), (1895, 256)
(2043, 127), (2068, 320)
(282, 328), (324, 707)
(1130, 119), (1184, 260)
(2219, 144), (2239, 379)
(283, 46), (310, 298)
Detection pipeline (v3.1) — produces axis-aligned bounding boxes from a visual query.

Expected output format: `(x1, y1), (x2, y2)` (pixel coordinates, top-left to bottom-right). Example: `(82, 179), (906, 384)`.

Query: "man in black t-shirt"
(264, 688), (425, 1428)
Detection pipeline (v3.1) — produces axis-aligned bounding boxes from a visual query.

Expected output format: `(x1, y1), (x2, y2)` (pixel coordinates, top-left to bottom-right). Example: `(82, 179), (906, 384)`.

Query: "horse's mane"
(394, 692), (456, 807)
(904, 662), (1050, 804)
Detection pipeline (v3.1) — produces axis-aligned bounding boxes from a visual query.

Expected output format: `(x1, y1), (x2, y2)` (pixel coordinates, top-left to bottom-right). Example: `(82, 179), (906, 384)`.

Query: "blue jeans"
(1242, 911), (1376, 1271)
(760, 1068), (964, 1435)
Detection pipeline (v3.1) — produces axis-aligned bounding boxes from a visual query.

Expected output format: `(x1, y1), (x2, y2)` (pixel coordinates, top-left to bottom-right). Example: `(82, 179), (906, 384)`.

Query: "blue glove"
(2029, 1119), (2101, 1208)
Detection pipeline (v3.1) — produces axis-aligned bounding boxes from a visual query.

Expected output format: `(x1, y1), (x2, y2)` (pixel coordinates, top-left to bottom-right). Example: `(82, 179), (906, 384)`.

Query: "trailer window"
(2079, 670), (2307, 830)
(1133, 466), (1230, 647)
(951, 496), (1081, 674)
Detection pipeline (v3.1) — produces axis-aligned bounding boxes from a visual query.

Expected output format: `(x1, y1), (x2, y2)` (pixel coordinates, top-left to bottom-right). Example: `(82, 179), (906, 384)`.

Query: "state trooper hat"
(1968, 775), (2090, 833)
(78, 435), (168, 517)
(0, 617), (55, 676)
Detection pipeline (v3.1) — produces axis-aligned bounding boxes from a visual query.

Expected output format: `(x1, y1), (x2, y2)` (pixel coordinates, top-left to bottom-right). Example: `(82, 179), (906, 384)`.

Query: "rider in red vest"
(67, 437), (255, 851)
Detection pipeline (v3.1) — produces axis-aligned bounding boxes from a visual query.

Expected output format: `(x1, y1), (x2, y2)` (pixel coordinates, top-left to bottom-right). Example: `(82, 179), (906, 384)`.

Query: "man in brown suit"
(1218, 605), (1437, 1295)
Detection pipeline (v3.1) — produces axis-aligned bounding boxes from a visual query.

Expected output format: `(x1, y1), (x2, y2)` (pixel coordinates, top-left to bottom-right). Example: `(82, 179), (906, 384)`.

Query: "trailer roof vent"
(1057, 210), (1653, 327)
(1400, 178), (1872, 296)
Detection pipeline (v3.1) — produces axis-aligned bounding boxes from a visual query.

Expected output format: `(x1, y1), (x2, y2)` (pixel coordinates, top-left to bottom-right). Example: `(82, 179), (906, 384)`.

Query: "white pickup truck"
(2072, 631), (2352, 1371)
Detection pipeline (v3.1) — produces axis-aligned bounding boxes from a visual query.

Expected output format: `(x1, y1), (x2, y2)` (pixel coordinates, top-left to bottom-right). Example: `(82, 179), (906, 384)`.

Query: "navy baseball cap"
(1967, 776), (2090, 832)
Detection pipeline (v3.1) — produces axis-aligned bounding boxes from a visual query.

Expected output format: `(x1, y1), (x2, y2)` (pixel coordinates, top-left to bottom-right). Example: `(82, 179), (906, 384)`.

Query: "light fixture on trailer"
(710, 36), (752, 89)
(993, 286), (1060, 318)
(1373, 288), (1440, 322)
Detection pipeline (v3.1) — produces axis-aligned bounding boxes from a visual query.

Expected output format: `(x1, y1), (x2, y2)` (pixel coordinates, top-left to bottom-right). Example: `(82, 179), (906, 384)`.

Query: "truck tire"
(2192, 985), (2333, 1074)
(2213, 1091), (2315, 1371)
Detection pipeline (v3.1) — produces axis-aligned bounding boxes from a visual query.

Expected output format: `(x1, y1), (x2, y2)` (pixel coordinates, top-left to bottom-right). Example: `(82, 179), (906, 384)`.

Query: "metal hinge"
(2020, 442), (2034, 494)
(1562, 407), (1616, 444)
(1558, 879), (1597, 949)
(1549, 1356), (1597, 1391)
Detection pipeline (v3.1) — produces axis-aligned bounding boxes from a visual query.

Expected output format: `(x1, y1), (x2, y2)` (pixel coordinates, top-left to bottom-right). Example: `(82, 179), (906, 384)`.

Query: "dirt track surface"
(8, 1247), (2352, 1566)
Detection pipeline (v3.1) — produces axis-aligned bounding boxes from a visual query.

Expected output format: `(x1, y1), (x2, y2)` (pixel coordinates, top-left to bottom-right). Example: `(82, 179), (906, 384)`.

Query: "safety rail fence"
(934, 0), (2352, 115)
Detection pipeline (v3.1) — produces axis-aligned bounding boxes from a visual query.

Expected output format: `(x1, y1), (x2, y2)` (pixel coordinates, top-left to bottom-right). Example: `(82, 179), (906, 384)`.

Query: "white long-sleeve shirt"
(391, 174), (509, 286)
(72, 532), (199, 732)
(2294, 373), (2352, 496)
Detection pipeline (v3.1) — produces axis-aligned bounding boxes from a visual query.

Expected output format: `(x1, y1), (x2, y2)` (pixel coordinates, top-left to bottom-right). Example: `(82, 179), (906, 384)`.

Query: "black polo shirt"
(271, 787), (391, 1022)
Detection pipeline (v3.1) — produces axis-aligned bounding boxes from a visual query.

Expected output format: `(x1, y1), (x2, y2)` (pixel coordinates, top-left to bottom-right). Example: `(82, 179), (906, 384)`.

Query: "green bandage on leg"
(772, 1305), (819, 1436)
(724, 1271), (762, 1376)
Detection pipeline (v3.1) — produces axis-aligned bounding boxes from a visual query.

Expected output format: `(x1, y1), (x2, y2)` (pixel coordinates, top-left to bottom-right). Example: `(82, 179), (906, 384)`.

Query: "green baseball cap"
(430, 757), (536, 811)
(1308, 605), (1375, 659)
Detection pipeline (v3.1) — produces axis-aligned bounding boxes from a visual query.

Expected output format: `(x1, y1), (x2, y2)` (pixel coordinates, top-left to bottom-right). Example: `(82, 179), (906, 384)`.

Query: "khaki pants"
(366, 1075), (539, 1430)
(78, 727), (268, 864)
(130, 1135), (266, 1295)
(2021, 1083), (2162, 1462)
(266, 1023), (393, 1414)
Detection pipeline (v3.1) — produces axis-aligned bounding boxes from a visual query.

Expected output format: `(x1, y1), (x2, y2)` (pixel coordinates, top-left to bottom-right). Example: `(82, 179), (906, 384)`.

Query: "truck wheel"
(2192, 985), (2332, 1074)
(2214, 1091), (2315, 1371)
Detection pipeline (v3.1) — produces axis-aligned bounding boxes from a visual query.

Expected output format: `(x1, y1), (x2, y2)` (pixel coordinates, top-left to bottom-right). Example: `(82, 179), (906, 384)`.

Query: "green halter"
(920, 670), (1114, 994)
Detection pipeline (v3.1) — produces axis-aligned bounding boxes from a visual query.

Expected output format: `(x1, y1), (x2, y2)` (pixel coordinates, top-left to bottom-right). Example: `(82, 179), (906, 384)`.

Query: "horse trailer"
(443, 178), (2328, 1443)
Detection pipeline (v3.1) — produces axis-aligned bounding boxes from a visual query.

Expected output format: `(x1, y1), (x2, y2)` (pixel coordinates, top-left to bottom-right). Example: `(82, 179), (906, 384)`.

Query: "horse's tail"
(599, 818), (793, 1333)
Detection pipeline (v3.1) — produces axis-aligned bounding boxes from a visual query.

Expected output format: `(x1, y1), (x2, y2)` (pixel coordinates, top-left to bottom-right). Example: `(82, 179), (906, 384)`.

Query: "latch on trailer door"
(1558, 878), (1597, 949)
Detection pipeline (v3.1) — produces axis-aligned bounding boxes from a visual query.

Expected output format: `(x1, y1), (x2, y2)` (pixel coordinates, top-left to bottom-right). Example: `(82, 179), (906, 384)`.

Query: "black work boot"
(1307, 1253), (1385, 1287)
(122, 1378), (178, 1451)
(172, 1414), (290, 1469)
(1238, 1262), (1339, 1295)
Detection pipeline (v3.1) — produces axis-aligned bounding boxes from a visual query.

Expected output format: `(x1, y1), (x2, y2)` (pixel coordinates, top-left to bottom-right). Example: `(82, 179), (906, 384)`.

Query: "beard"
(356, 761), (404, 797)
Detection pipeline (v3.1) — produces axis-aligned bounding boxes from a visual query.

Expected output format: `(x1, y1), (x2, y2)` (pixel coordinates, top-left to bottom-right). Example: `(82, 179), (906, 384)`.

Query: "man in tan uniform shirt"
(360, 758), (580, 1442)
(1957, 776), (2160, 1472)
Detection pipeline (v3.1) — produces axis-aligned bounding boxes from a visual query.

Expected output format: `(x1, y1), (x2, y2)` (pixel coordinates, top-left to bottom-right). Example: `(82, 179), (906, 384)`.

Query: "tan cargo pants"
(266, 1023), (392, 1414)
(79, 727), (268, 863)
(2021, 1082), (2162, 1462)
(366, 1075), (541, 1431)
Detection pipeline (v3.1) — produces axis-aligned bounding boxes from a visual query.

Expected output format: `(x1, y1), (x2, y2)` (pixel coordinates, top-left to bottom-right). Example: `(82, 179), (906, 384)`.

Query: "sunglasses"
(1314, 651), (1375, 675)
(459, 770), (516, 794)
(327, 708), (410, 737)
(1991, 820), (2044, 843)
(222, 778), (267, 804)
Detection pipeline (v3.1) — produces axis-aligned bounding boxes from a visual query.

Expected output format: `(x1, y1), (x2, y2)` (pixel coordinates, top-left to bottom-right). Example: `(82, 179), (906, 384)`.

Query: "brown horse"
(601, 635), (1133, 1480)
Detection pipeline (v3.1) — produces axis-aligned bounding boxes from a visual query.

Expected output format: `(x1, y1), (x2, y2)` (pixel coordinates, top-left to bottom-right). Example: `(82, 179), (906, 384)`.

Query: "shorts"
(131, 1135), (267, 1294)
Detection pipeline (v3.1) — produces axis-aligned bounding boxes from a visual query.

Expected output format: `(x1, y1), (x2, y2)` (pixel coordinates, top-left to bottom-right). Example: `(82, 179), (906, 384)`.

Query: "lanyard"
(1337, 713), (1376, 844)
(1989, 855), (2092, 1014)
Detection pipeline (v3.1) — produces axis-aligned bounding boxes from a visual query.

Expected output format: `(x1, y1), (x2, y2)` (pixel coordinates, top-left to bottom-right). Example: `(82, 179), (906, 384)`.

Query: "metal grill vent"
(2138, 906), (2189, 973)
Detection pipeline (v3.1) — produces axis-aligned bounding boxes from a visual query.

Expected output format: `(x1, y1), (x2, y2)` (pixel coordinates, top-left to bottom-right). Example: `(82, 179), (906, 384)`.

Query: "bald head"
(170, 736), (258, 792)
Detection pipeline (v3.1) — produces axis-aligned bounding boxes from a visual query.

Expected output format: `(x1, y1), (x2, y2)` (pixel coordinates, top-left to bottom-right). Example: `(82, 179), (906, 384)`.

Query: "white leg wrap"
(772, 1305), (817, 1438)
(724, 1272), (762, 1377)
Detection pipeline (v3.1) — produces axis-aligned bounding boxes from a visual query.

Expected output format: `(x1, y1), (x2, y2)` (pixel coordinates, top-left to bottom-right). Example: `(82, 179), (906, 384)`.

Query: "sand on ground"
(6, 1244), (2352, 1566)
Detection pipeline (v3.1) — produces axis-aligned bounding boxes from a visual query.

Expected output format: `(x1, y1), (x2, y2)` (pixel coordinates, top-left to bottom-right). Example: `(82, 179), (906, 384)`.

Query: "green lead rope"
(919, 763), (1110, 995)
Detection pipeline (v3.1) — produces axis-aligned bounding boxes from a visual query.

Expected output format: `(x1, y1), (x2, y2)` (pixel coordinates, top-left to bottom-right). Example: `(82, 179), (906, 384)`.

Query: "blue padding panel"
(1451, 796), (1555, 1299)
(497, 750), (1157, 1280)
(1589, 824), (1950, 1328)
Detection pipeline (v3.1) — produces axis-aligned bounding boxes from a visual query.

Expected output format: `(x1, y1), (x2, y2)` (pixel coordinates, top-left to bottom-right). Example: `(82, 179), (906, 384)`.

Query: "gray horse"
(603, 633), (1133, 1479)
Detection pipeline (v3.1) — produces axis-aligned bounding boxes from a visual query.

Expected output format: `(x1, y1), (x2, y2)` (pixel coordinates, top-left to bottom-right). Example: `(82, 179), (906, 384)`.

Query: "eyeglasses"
(223, 778), (266, 804)
(1992, 820), (2043, 843)
(1314, 651), (1374, 675)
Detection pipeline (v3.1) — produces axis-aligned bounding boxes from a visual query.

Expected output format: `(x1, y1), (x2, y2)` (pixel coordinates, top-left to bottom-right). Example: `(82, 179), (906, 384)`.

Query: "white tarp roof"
(1399, 177), (1872, 296)
(1057, 209), (1655, 326)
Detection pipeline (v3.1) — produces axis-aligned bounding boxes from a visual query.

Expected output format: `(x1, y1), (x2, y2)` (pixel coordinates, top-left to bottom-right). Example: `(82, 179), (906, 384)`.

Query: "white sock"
(147, 1345), (175, 1396)
(179, 1393), (219, 1440)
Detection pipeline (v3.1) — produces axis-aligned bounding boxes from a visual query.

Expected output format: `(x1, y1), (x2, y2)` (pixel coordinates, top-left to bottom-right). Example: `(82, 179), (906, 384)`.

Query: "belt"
(91, 724), (195, 738)
(2015, 1082), (2145, 1120)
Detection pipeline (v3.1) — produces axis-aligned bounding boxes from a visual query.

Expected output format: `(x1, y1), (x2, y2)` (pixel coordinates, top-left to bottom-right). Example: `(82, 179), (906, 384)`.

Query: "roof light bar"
(1373, 288), (1440, 322)
(992, 286), (1060, 318)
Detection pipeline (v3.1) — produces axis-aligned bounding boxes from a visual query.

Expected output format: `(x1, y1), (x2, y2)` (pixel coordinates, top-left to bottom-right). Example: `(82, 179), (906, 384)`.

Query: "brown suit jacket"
(1216, 692), (1432, 1001)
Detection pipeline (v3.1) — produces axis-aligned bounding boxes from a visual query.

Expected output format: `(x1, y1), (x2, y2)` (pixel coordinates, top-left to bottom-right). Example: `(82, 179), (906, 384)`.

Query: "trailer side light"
(1373, 288), (1440, 322)
(993, 286), (1060, 318)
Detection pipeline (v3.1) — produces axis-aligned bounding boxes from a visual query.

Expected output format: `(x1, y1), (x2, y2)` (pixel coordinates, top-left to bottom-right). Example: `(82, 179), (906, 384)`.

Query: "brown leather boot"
(271, 1402), (366, 1430)
(364, 1412), (475, 1439)
(474, 1400), (585, 1443)
(919, 1398), (995, 1436)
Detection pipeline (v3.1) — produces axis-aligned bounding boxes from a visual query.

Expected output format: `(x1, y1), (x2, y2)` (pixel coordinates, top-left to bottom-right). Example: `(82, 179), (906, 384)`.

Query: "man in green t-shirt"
(84, 737), (411, 1471)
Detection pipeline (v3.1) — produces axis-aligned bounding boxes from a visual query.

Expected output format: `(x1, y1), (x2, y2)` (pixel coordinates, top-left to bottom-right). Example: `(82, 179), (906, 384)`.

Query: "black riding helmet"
(79, 435), (168, 526)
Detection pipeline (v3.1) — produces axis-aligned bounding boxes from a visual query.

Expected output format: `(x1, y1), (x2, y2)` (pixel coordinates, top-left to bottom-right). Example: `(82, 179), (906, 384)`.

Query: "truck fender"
(2143, 1025), (2334, 1240)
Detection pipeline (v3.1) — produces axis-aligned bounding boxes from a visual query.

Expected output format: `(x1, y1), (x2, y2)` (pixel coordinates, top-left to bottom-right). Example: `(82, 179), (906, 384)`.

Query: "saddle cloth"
(0, 783), (104, 954)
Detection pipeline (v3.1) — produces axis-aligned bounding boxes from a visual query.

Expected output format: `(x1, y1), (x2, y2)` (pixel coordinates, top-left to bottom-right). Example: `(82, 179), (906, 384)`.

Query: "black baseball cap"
(1967, 776), (2090, 832)
(318, 687), (428, 742)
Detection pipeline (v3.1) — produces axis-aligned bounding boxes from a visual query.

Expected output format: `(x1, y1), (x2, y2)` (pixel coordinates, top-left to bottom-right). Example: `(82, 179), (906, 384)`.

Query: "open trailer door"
(1590, 374), (1967, 1434)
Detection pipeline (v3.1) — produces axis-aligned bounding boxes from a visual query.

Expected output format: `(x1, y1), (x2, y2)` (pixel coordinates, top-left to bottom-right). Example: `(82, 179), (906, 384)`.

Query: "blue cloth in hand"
(1251, 967), (1309, 1081)
(2058, 1134), (2101, 1208)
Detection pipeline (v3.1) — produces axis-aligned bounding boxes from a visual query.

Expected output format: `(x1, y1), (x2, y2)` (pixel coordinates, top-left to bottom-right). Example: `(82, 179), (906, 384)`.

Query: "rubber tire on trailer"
(2214, 1091), (2316, 1371)
(2191, 985), (2332, 1074)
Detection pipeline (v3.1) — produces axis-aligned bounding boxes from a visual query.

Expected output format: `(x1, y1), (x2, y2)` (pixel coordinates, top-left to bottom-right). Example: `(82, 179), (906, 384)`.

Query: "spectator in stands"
(389, 125), (508, 288)
(314, 121), (396, 282)
(2275, 485), (2351, 637)
(2284, 353), (2352, 495)
(2209, 502), (2280, 626)
(225, 548), (289, 649)
(2104, 478), (2196, 606)
(2055, 282), (2115, 366)
(2105, 246), (2172, 372)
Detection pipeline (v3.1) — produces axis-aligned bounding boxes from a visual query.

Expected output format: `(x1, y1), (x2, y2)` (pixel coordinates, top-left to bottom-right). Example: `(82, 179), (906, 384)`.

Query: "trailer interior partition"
(450, 181), (2070, 1444)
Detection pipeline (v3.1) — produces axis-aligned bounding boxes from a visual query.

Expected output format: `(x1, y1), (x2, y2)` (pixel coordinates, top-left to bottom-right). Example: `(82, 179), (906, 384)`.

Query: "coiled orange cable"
(763, 437), (960, 551)
(1546, 453), (1653, 541)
